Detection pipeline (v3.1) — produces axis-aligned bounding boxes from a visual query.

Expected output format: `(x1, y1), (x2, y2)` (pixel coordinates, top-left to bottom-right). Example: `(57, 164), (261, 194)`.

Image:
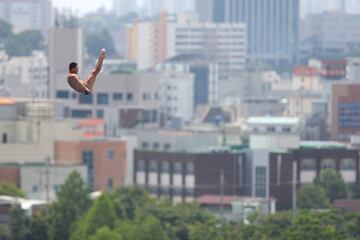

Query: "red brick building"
(55, 140), (127, 191)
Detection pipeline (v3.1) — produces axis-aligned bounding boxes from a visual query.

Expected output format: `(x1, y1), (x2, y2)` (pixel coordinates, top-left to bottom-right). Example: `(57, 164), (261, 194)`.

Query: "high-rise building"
(127, 12), (246, 77)
(167, 21), (246, 76)
(113, 0), (138, 17)
(0, 0), (53, 36)
(196, 0), (300, 70)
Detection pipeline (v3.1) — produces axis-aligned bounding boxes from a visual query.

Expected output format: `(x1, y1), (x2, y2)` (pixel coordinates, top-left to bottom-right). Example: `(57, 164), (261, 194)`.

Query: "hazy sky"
(52, 0), (113, 15)
(51, 0), (359, 17)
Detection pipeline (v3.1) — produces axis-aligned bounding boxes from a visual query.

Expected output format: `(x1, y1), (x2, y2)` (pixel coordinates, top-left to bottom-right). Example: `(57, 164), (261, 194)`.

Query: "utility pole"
(292, 161), (297, 210)
(45, 157), (50, 203)
(220, 169), (225, 223)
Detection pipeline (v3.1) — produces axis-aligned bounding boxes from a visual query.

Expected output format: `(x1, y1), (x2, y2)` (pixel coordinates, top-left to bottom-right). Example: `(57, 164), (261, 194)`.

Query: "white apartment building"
(0, 98), (82, 164)
(159, 56), (219, 106)
(20, 164), (87, 202)
(0, 51), (48, 98)
(246, 117), (301, 150)
(54, 72), (163, 132)
(167, 22), (247, 77)
(160, 71), (194, 122)
(0, 0), (52, 36)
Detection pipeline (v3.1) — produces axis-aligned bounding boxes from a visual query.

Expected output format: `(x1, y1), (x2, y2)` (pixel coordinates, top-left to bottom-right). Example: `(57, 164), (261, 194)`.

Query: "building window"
(173, 187), (183, 196)
(136, 160), (145, 172)
(96, 110), (104, 118)
(2, 133), (7, 144)
(283, 127), (291, 133)
(148, 186), (157, 195)
(107, 178), (113, 191)
(267, 127), (276, 132)
(301, 159), (316, 171)
(153, 142), (160, 151)
(97, 93), (109, 105)
(185, 162), (194, 175)
(82, 150), (94, 191)
(113, 93), (123, 101)
(127, 93), (133, 101)
(255, 167), (266, 198)
(149, 161), (158, 173)
(107, 150), (114, 160)
(321, 159), (336, 170)
(151, 110), (157, 122)
(164, 144), (171, 151)
(71, 110), (92, 118)
(79, 94), (93, 104)
(54, 185), (60, 193)
(32, 185), (38, 192)
(161, 161), (170, 173)
(72, 93), (77, 99)
(142, 142), (149, 150)
(56, 90), (69, 99)
(340, 158), (355, 171)
(174, 162), (183, 174)
(160, 187), (170, 197)
(185, 188), (194, 197)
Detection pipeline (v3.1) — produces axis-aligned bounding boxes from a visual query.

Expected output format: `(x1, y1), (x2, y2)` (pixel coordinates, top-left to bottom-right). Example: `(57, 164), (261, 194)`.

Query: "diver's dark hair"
(69, 62), (78, 71)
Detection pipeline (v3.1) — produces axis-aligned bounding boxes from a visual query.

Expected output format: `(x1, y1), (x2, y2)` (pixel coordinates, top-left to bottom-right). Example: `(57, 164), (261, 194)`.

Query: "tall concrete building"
(196, 0), (300, 70)
(113, 0), (138, 17)
(301, 12), (360, 58)
(48, 27), (84, 99)
(0, 0), (52, 36)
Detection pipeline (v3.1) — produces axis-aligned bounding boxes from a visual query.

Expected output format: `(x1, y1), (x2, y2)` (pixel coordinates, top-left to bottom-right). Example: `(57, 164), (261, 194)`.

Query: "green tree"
(48, 171), (90, 240)
(314, 169), (347, 203)
(86, 28), (116, 57)
(350, 183), (360, 199)
(145, 201), (215, 240)
(0, 225), (10, 240)
(0, 19), (12, 41)
(0, 181), (25, 198)
(26, 213), (49, 240)
(188, 221), (222, 240)
(285, 212), (342, 240)
(89, 227), (120, 240)
(112, 187), (153, 220)
(70, 193), (117, 240)
(297, 184), (330, 209)
(116, 216), (168, 240)
(8, 205), (29, 240)
(5, 30), (44, 56)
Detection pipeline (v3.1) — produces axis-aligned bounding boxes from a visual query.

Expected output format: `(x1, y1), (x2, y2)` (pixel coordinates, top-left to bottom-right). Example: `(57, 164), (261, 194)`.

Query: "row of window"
(253, 127), (292, 133)
(147, 186), (194, 197)
(137, 160), (194, 175)
(57, 90), (134, 104)
(142, 142), (171, 151)
(301, 158), (356, 171)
